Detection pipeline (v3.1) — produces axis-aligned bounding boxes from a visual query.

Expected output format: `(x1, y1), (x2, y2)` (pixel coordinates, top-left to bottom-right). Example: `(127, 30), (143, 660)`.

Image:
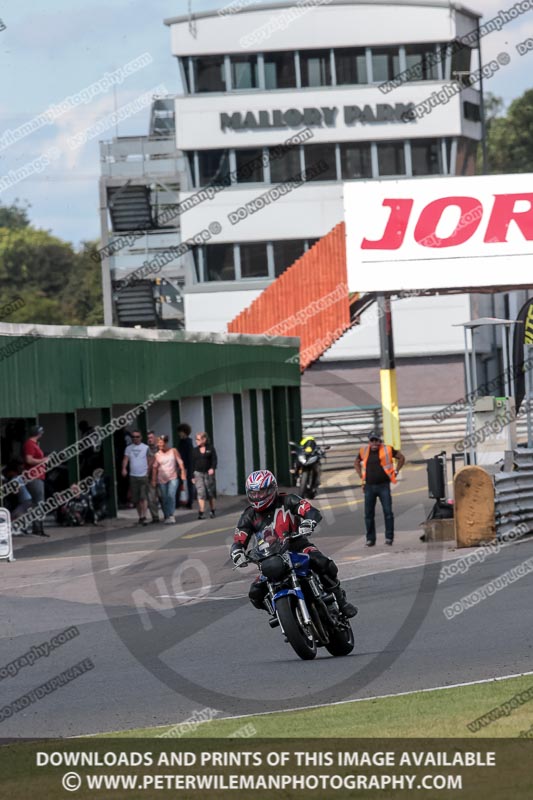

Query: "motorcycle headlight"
(261, 554), (290, 581)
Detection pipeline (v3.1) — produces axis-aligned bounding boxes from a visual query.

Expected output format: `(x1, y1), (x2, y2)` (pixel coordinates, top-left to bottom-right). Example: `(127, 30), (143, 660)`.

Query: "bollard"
(454, 466), (495, 548)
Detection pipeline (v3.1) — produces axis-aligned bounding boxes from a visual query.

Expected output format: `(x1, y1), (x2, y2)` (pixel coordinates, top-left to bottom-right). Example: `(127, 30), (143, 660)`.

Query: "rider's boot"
(330, 582), (358, 618)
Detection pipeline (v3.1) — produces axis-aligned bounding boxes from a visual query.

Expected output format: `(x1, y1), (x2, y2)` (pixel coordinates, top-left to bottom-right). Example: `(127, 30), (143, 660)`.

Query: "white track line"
(213, 670), (533, 725)
(157, 558), (446, 603)
(86, 669), (533, 738)
(1, 564), (131, 589)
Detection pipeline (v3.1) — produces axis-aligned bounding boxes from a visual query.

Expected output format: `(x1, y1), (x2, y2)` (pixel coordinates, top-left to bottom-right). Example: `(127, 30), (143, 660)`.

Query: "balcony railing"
(100, 136), (188, 180)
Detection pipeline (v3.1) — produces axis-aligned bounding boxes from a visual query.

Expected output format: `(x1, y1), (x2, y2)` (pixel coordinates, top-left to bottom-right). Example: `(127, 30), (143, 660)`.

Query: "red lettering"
(361, 199), (413, 250)
(484, 193), (533, 242)
(414, 197), (482, 247)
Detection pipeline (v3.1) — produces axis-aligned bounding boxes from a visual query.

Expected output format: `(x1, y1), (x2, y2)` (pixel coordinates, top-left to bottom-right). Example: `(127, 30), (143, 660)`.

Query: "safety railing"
(494, 449), (533, 539)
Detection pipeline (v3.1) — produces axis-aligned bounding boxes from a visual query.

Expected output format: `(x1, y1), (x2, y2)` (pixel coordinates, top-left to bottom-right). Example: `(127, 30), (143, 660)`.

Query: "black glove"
(297, 518), (318, 536)
(231, 549), (247, 567)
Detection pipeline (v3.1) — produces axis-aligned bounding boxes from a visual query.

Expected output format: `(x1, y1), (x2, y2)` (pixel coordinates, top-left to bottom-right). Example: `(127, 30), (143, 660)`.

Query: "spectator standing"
(23, 425), (49, 536)
(152, 435), (186, 524)
(354, 431), (405, 547)
(176, 423), (194, 510)
(121, 430), (150, 526)
(146, 430), (161, 523)
(192, 432), (217, 520)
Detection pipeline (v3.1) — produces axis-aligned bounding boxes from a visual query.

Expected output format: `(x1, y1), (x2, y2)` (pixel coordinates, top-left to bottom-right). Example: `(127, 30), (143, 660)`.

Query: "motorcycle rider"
(230, 470), (357, 618)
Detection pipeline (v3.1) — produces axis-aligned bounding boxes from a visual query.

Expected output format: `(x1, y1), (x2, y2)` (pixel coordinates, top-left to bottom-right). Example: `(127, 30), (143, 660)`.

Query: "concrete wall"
(185, 287), (264, 332)
(324, 293), (471, 360)
(147, 400), (172, 439)
(168, 3), (470, 55)
(302, 356), (465, 409)
(257, 391), (267, 469)
(180, 398), (205, 440)
(212, 394), (238, 495)
(242, 391), (254, 476)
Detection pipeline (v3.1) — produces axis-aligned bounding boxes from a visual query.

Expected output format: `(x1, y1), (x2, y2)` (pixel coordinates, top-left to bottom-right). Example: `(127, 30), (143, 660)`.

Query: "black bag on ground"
(426, 499), (454, 521)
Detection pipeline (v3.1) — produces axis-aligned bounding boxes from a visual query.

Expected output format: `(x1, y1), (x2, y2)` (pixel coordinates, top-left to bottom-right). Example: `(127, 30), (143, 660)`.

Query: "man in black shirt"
(192, 432), (217, 520)
(354, 431), (405, 547)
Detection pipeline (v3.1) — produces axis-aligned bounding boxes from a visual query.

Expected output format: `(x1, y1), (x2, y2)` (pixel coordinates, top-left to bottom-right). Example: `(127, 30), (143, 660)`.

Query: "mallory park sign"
(220, 104), (415, 132)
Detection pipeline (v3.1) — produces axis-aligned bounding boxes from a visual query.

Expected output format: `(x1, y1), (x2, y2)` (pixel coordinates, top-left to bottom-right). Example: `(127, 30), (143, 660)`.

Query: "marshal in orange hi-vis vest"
(358, 444), (397, 484)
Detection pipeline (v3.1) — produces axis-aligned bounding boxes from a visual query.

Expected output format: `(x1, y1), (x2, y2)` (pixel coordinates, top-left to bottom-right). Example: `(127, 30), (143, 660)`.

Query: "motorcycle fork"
(291, 574), (312, 626)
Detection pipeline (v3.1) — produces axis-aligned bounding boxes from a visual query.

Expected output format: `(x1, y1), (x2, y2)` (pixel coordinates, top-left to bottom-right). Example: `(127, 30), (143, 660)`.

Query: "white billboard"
(344, 175), (533, 293)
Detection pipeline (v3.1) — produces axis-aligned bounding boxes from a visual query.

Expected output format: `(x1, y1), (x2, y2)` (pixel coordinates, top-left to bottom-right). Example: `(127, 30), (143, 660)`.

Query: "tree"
(0, 227), (78, 296)
(0, 199), (30, 229)
(476, 93), (504, 173)
(0, 200), (103, 326)
(484, 89), (533, 174)
(7, 290), (66, 325)
(60, 241), (104, 325)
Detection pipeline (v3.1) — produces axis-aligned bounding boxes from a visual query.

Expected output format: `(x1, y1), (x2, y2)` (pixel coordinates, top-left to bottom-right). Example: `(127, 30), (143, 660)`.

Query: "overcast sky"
(0, 0), (532, 247)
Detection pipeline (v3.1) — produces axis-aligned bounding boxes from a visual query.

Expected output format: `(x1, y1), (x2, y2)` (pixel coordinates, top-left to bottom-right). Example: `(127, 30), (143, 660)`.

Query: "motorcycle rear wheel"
(276, 595), (317, 660)
(325, 622), (355, 657)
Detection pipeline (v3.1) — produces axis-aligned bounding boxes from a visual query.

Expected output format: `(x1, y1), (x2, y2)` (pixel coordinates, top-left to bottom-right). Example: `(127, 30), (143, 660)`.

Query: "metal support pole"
(502, 327), (511, 398)
(377, 294), (401, 450)
(99, 179), (115, 326)
(471, 327), (478, 399)
(477, 20), (488, 175)
(463, 326), (475, 465)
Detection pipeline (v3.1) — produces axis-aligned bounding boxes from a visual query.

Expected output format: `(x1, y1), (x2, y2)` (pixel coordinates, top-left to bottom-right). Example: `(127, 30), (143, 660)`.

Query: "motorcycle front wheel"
(325, 622), (355, 657)
(276, 595), (317, 660)
(297, 471), (309, 498)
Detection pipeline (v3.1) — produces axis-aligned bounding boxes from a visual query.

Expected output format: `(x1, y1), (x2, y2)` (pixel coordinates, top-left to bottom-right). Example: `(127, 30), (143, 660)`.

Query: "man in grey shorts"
(192, 432), (218, 520)
(121, 430), (150, 526)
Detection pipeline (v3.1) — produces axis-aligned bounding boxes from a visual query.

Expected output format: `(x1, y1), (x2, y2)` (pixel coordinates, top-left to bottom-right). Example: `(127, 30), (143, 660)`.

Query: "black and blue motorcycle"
(243, 528), (354, 661)
(289, 438), (329, 499)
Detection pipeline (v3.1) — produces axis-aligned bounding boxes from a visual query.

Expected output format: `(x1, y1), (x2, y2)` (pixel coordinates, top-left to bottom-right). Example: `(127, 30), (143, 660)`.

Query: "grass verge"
(109, 674), (533, 738)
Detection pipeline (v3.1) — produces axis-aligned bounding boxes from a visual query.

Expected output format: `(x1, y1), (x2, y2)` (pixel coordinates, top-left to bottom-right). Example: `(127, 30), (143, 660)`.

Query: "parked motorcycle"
(89, 470), (109, 523)
(289, 438), (329, 499)
(55, 471), (109, 526)
(241, 527), (354, 661)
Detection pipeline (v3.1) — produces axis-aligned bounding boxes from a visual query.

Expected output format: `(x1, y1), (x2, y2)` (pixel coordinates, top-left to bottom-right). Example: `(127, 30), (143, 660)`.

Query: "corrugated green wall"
(0, 333), (300, 417)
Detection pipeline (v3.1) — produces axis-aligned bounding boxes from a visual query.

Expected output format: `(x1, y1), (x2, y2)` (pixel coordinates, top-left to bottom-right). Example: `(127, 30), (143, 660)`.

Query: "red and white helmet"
(245, 470), (278, 510)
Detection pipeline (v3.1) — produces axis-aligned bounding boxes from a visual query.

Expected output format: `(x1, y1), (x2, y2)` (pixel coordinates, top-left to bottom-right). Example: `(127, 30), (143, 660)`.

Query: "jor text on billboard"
(344, 174), (533, 294)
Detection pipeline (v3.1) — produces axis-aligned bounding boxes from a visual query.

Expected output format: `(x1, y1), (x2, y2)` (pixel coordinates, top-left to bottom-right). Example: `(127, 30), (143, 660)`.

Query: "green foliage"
(0, 199), (31, 229)
(61, 241), (104, 326)
(0, 200), (103, 325)
(481, 89), (533, 174)
(6, 290), (66, 325)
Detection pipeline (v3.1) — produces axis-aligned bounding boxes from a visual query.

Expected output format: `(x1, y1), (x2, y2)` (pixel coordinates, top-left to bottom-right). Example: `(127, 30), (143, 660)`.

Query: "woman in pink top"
(151, 435), (186, 524)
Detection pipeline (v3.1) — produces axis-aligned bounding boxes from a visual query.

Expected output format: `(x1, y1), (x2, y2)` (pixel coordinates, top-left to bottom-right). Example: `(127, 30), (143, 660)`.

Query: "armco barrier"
(303, 405), (533, 471)
(0, 508), (15, 562)
(302, 404), (468, 469)
(494, 449), (533, 539)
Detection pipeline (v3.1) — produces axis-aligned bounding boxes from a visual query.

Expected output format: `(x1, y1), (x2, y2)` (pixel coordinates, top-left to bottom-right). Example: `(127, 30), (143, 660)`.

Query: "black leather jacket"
(231, 492), (322, 557)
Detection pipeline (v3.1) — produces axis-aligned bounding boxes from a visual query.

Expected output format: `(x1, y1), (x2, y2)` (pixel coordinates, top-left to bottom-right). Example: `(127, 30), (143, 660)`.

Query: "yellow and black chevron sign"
(525, 304), (533, 345)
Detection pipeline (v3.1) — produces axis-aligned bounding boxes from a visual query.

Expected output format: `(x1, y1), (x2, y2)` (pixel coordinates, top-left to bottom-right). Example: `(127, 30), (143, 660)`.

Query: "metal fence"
(302, 405), (469, 470)
(494, 448), (533, 539)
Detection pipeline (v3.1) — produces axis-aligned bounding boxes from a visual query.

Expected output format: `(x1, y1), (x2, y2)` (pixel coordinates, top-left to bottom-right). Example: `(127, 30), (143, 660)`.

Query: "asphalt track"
(1, 454), (532, 737)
